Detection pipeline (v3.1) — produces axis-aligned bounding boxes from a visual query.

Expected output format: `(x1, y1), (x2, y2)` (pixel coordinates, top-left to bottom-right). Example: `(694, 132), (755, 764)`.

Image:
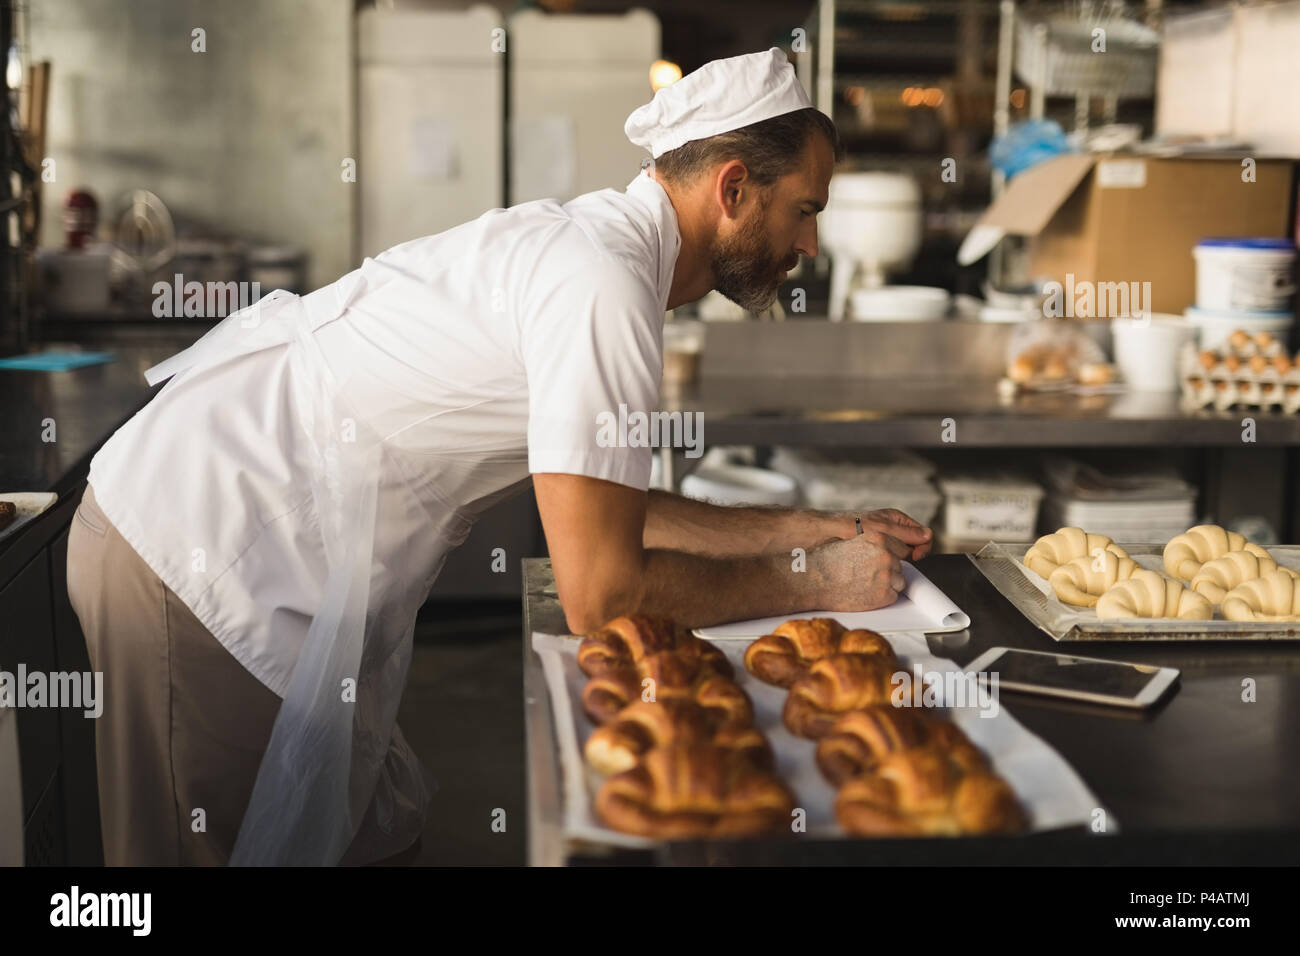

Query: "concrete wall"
(31, 0), (355, 289)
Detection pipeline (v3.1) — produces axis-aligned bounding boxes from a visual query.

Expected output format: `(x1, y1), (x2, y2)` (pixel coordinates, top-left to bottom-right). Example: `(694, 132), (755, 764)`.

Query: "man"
(66, 48), (932, 867)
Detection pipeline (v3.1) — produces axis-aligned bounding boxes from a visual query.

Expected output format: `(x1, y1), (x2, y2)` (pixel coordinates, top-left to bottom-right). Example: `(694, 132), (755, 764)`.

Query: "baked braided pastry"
(744, 618), (898, 688)
(584, 699), (770, 776)
(1163, 525), (1270, 581)
(1048, 550), (1141, 607)
(815, 706), (989, 787)
(578, 614), (729, 678)
(1024, 527), (1128, 579)
(783, 654), (897, 739)
(835, 746), (1028, 837)
(595, 743), (796, 838)
(1096, 569), (1213, 620)
(1190, 551), (1296, 605)
(581, 651), (750, 726)
(1221, 569), (1300, 622)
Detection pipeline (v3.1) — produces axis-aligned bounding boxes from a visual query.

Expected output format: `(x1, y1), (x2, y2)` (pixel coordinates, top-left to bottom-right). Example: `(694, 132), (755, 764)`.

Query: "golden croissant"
(1190, 550), (1294, 605)
(1162, 525), (1270, 581)
(744, 618), (898, 688)
(1096, 569), (1213, 620)
(815, 706), (988, 787)
(578, 614), (728, 678)
(584, 699), (769, 776)
(1221, 569), (1300, 622)
(595, 743), (795, 839)
(1049, 550), (1142, 607)
(782, 654), (897, 739)
(581, 650), (748, 726)
(1024, 527), (1128, 579)
(834, 746), (1028, 837)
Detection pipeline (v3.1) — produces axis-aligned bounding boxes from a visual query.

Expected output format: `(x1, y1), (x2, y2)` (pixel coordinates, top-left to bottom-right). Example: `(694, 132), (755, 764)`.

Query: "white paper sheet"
(532, 628), (1113, 848)
(693, 562), (971, 640)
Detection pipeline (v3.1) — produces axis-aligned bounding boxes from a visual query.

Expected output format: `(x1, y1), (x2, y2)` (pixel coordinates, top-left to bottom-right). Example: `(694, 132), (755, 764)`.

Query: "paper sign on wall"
(410, 116), (457, 180)
(512, 114), (576, 202)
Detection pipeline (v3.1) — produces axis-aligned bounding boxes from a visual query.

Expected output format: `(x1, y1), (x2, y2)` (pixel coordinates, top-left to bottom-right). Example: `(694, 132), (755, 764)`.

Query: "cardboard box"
(959, 154), (1297, 315)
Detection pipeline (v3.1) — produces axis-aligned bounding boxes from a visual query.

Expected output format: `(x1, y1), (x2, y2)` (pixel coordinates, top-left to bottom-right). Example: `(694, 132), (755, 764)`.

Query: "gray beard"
(713, 262), (781, 313)
(709, 198), (785, 314)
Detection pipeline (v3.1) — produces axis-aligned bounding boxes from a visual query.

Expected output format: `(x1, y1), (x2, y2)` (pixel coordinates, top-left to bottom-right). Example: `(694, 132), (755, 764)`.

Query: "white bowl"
(850, 285), (951, 321)
(680, 464), (798, 507)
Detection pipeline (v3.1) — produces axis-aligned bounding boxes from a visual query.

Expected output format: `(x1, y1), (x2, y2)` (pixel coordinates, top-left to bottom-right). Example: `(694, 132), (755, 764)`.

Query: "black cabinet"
(49, 526), (104, 865)
(0, 551), (64, 864)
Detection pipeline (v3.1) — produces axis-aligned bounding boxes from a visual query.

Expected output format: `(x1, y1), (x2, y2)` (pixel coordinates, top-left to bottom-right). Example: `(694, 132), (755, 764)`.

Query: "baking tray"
(531, 630), (1110, 848)
(0, 492), (58, 546)
(971, 541), (1300, 642)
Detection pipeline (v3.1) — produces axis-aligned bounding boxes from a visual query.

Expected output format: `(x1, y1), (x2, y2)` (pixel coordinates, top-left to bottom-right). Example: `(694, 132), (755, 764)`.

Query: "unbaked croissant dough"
(1221, 569), (1300, 622)
(1162, 525), (1270, 581)
(1024, 527), (1128, 579)
(1190, 550), (1295, 605)
(1048, 550), (1141, 607)
(1096, 569), (1213, 620)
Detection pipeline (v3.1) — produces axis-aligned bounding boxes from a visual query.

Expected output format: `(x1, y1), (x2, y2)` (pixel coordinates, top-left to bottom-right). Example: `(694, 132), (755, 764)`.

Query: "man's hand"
(856, 508), (934, 561)
(808, 531), (908, 611)
(534, 474), (932, 635)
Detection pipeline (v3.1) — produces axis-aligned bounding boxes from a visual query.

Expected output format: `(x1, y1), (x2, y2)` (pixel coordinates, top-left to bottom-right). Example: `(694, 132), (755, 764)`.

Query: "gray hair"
(651, 107), (844, 186)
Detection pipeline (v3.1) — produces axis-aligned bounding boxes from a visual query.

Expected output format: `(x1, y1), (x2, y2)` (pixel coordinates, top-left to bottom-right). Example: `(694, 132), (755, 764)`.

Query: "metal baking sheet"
(971, 541), (1300, 642)
(531, 629), (1109, 848)
(0, 492), (58, 545)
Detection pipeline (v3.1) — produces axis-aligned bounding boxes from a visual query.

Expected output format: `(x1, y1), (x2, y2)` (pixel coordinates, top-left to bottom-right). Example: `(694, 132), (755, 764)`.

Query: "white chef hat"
(625, 47), (814, 159)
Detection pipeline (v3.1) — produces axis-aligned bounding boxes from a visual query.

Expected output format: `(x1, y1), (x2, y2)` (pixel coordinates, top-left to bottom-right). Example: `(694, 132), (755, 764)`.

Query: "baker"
(66, 48), (933, 867)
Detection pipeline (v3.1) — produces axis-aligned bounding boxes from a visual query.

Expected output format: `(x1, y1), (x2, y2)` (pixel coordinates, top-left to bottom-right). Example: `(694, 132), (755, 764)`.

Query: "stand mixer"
(820, 172), (923, 321)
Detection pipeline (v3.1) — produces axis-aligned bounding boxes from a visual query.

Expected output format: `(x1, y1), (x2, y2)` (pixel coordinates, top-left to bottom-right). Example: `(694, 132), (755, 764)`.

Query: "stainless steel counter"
(664, 375), (1300, 446)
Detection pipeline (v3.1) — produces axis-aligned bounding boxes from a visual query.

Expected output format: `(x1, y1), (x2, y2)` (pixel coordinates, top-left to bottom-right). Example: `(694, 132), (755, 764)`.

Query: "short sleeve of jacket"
(523, 265), (663, 491)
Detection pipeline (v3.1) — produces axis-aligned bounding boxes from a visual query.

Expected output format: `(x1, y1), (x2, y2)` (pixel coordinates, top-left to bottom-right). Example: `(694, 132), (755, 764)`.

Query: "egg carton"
(1179, 332), (1300, 413)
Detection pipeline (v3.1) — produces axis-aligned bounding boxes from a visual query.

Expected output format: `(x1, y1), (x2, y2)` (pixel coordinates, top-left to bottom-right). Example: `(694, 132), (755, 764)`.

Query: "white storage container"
(802, 479), (942, 525)
(770, 447), (941, 524)
(1194, 238), (1296, 313)
(938, 476), (1044, 541)
(680, 463), (798, 507)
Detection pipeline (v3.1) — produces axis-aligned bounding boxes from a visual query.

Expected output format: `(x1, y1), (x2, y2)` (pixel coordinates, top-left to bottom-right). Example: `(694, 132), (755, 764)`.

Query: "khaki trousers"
(66, 482), (420, 866)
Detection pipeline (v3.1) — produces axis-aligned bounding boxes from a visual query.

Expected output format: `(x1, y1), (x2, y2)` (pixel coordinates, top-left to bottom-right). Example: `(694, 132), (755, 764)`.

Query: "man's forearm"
(644, 488), (854, 556)
(632, 546), (822, 628)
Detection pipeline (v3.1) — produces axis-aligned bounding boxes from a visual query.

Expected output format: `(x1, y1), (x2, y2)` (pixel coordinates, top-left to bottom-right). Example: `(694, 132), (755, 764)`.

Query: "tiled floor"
(396, 600), (526, 866)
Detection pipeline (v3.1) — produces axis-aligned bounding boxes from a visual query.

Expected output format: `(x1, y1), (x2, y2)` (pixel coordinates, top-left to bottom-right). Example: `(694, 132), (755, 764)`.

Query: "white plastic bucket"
(1194, 238), (1296, 313)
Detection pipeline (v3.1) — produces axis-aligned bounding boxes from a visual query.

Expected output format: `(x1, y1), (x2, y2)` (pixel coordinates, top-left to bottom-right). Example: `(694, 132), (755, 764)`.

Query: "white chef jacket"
(88, 169), (680, 698)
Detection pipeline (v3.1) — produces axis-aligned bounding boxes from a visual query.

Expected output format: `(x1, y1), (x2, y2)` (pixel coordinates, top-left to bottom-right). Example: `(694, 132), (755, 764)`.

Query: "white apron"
(145, 278), (442, 866)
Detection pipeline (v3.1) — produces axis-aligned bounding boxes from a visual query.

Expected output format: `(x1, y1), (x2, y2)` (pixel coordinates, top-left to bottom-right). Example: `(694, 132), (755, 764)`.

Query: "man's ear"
(714, 160), (749, 219)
